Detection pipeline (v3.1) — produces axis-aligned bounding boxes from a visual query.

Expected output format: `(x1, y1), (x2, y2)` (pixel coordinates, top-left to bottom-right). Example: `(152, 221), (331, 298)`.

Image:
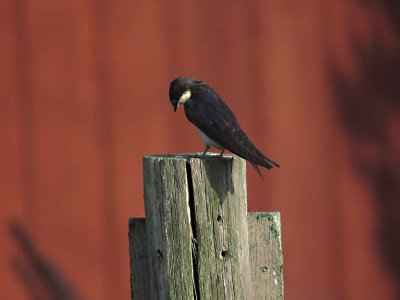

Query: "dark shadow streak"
(9, 222), (82, 300)
(330, 1), (400, 296)
(202, 154), (234, 204)
(185, 161), (200, 300)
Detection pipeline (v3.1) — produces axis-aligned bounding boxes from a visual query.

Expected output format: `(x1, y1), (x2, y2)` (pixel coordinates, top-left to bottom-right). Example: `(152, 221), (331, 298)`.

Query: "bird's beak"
(172, 100), (179, 112)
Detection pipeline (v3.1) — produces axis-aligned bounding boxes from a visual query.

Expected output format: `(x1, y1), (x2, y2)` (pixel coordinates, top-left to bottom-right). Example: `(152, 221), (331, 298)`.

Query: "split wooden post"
(128, 154), (284, 299)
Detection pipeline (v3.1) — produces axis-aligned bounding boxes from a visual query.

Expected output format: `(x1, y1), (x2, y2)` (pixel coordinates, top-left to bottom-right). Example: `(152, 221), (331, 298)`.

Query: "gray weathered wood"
(143, 153), (252, 299)
(138, 154), (284, 299)
(248, 212), (284, 300)
(189, 155), (252, 299)
(143, 155), (195, 299)
(128, 218), (150, 300)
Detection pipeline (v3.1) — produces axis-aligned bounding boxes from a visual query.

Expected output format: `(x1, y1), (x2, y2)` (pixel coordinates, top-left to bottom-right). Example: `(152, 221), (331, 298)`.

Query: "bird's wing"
(184, 89), (279, 169)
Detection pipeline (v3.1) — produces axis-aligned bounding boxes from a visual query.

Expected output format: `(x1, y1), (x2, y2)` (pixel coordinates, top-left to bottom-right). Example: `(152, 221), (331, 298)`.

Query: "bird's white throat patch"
(178, 89), (191, 104)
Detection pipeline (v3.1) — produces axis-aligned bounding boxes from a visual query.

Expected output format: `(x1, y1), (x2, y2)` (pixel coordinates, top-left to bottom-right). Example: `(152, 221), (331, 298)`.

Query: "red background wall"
(1, 1), (399, 299)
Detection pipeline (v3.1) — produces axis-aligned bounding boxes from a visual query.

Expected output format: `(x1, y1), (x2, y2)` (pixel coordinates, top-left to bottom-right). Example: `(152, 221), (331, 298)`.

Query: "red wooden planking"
(0, 1), (29, 299)
(13, 1), (109, 299)
(253, 1), (345, 298)
(327, 1), (399, 299)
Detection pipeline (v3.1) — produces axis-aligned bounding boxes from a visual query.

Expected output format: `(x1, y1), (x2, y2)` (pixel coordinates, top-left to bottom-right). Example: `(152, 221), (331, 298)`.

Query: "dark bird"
(169, 77), (280, 177)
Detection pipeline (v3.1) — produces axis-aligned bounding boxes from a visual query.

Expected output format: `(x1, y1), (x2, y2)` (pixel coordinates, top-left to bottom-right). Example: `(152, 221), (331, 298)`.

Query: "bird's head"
(169, 77), (197, 112)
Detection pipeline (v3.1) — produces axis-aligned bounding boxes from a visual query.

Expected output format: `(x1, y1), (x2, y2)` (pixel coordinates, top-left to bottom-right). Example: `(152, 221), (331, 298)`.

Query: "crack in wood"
(186, 160), (200, 300)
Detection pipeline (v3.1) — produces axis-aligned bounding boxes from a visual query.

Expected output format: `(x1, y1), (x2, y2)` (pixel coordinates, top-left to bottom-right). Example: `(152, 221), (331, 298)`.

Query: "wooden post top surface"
(143, 152), (242, 160)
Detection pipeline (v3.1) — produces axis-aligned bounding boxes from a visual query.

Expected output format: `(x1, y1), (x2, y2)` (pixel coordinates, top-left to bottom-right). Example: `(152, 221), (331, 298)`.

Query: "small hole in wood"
(157, 249), (163, 261)
(217, 215), (223, 223)
(221, 249), (229, 258)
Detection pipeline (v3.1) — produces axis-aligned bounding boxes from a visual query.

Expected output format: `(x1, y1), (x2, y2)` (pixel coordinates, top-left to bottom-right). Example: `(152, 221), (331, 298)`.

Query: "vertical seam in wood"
(186, 160), (200, 300)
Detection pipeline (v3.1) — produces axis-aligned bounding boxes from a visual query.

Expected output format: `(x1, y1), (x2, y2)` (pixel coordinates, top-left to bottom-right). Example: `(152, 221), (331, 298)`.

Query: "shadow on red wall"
(331, 1), (400, 296)
(10, 222), (82, 300)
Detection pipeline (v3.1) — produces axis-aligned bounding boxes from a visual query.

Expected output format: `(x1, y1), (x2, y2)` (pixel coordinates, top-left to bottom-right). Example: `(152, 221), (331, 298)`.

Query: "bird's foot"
(200, 145), (210, 158)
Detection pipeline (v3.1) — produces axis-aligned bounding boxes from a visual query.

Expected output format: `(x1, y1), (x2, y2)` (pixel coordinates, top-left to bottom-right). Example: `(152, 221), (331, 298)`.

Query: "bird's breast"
(196, 128), (223, 149)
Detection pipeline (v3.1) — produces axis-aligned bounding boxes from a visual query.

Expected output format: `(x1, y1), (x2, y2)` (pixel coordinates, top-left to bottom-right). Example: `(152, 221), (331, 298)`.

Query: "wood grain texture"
(189, 154), (252, 299)
(128, 218), (149, 300)
(248, 212), (284, 300)
(143, 154), (252, 299)
(143, 155), (195, 299)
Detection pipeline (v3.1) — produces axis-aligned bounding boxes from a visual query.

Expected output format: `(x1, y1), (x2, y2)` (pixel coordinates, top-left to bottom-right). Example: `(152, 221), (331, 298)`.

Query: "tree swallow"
(169, 77), (280, 177)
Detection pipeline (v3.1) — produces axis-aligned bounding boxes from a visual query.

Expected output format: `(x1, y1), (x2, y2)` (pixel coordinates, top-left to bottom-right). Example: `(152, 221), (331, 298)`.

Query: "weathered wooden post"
(128, 154), (284, 299)
(248, 212), (284, 299)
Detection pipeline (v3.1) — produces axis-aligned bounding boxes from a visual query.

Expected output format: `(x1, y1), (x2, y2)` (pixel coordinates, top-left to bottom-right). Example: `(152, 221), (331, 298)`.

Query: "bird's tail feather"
(251, 162), (264, 179)
(263, 156), (280, 168)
